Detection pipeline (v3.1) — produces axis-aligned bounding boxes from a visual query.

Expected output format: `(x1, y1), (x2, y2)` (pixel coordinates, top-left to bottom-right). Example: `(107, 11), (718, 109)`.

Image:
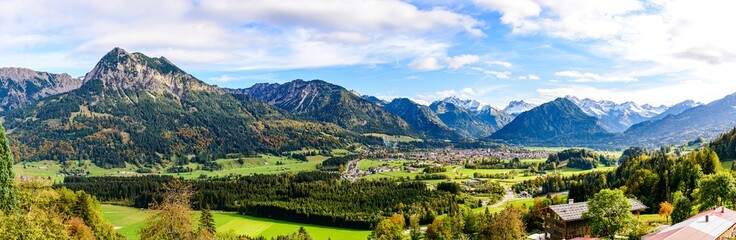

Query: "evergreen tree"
(0, 124), (17, 213)
(199, 206), (216, 234)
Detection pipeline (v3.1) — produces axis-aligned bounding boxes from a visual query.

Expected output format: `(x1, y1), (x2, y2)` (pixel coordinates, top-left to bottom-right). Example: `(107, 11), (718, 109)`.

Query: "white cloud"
(409, 57), (443, 71)
(486, 60), (513, 68)
(0, 0), (482, 73)
(209, 75), (245, 82)
(478, 0), (736, 104)
(201, 0), (483, 36)
(447, 54), (480, 69)
(470, 67), (511, 79)
(518, 74), (540, 80)
(475, 0), (642, 39)
(537, 77), (736, 106)
(554, 70), (637, 83)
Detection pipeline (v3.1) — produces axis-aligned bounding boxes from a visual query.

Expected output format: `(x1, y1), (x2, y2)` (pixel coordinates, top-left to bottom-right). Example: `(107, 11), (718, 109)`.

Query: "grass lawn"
(473, 198), (537, 214)
(101, 204), (370, 240)
(639, 213), (668, 225)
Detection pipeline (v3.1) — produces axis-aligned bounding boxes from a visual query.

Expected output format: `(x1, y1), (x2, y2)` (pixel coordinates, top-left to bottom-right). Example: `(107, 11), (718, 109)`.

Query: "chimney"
(706, 215), (709, 222)
(723, 207), (726, 213)
(568, 199), (574, 204)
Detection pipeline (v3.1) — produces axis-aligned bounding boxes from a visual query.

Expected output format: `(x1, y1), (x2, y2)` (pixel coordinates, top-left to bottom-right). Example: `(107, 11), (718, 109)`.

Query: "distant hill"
(710, 127), (736, 160)
(623, 92), (736, 147)
(236, 79), (413, 136)
(0, 67), (82, 112)
(2, 48), (358, 167)
(429, 101), (495, 139)
(490, 98), (611, 145)
(384, 98), (461, 140)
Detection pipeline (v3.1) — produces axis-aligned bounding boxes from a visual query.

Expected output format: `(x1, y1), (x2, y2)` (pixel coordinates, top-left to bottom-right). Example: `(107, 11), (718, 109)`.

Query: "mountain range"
(565, 96), (701, 133)
(2, 48), (360, 167)
(489, 98), (611, 145)
(0, 67), (82, 112)
(0, 47), (734, 166)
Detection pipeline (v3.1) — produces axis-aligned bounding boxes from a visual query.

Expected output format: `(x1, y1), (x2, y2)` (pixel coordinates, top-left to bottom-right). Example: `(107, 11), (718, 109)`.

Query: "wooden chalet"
(542, 199), (647, 240)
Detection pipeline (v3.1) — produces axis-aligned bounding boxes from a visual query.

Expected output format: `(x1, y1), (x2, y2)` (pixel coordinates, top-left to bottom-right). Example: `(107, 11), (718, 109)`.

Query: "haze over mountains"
(0, 48), (734, 165)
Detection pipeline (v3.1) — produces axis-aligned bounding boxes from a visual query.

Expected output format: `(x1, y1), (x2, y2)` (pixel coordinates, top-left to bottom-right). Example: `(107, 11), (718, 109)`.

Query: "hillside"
(490, 98), (611, 145)
(710, 127), (736, 160)
(236, 80), (413, 136)
(429, 101), (495, 139)
(2, 48), (358, 167)
(623, 92), (736, 147)
(383, 98), (461, 140)
(0, 67), (82, 112)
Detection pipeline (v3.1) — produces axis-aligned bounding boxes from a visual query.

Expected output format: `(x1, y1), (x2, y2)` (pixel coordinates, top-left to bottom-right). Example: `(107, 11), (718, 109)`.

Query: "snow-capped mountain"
(650, 100), (702, 121)
(503, 100), (537, 117)
(565, 96), (686, 133)
(441, 96), (482, 113)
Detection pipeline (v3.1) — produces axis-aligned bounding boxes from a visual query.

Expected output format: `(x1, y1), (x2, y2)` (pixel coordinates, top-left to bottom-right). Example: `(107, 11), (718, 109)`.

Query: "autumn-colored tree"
(140, 180), (198, 240)
(408, 214), (422, 240)
(368, 214), (405, 240)
(479, 206), (526, 240)
(659, 202), (674, 223)
(66, 217), (95, 240)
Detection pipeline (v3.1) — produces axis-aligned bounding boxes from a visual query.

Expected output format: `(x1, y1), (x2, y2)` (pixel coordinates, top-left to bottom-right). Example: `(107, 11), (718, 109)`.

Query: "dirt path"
(490, 188), (515, 208)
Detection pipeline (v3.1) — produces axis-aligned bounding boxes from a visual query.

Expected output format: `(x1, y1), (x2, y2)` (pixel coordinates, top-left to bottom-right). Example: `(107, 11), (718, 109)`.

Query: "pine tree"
(0, 124), (18, 213)
(199, 206), (216, 234)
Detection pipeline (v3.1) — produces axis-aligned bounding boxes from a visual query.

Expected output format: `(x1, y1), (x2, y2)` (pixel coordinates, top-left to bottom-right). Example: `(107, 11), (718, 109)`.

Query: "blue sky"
(1, 0), (736, 108)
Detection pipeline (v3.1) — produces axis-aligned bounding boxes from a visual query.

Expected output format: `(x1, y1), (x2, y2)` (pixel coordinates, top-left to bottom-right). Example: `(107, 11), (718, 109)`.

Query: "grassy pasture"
(101, 204), (370, 240)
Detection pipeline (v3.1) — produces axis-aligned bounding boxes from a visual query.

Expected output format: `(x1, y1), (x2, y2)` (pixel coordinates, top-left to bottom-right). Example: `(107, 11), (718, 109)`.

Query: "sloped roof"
(548, 198), (647, 222)
(648, 207), (736, 240)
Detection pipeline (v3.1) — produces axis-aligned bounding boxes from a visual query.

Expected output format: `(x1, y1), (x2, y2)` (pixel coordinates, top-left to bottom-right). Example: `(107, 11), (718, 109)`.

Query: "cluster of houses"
(540, 199), (736, 240)
(366, 148), (552, 164)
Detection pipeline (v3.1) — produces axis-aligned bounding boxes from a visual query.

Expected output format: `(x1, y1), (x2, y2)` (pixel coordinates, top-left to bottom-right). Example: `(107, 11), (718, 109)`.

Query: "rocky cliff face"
(83, 47), (222, 100)
(0, 67), (82, 111)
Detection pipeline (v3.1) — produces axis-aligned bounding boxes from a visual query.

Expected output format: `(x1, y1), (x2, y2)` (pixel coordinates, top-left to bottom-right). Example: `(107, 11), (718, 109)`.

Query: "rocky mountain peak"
(82, 47), (221, 97)
(0, 67), (82, 111)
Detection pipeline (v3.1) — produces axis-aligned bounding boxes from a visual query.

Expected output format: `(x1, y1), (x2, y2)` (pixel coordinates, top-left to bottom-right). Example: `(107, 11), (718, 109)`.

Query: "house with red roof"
(646, 206), (736, 240)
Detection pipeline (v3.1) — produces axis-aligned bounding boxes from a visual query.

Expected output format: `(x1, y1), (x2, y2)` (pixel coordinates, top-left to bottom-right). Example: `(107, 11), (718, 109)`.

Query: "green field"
(101, 204), (370, 240)
(14, 154), (329, 182)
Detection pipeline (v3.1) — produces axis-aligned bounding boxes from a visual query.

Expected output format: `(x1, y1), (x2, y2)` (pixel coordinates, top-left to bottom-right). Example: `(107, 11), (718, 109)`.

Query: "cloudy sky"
(1, 0), (735, 107)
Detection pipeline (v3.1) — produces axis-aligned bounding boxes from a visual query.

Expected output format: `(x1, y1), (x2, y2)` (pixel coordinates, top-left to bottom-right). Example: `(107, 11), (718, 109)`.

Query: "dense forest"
(61, 172), (460, 229)
(711, 127), (736, 160)
(514, 146), (723, 215)
(546, 148), (616, 170)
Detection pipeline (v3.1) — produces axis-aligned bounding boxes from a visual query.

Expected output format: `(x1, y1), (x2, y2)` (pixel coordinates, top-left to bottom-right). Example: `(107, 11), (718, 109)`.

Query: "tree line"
(61, 171), (459, 229)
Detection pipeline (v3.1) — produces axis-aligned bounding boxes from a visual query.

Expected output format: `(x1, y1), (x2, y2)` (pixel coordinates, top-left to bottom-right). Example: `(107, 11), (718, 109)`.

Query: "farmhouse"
(646, 206), (736, 240)
(543, 199), (647, 240)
